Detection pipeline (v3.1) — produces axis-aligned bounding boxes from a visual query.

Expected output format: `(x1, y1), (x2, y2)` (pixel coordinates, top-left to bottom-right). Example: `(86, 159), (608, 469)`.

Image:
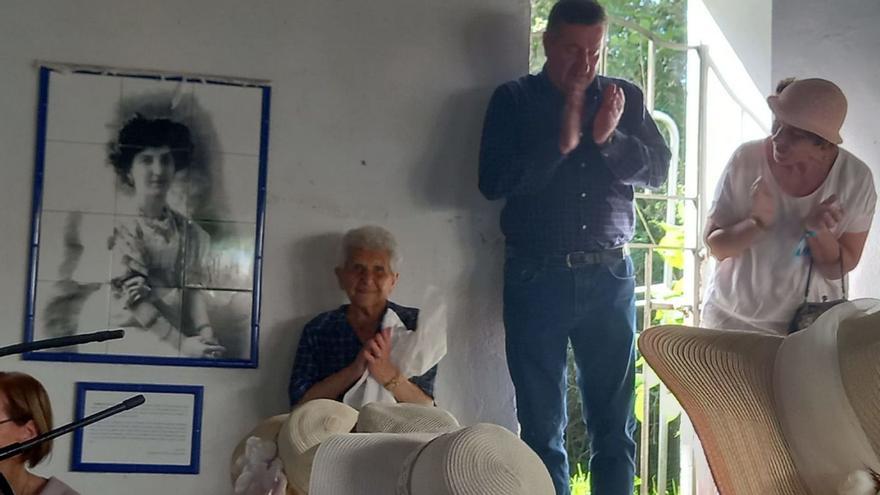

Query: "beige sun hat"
(638, 299), (880, 495)
(230, 414), (288, 484)
(355, 402), (461, 434)
(308, 424), (554, 495)
(277, 399), (359, 494)
(229, 414), (300, 495)
(286, 444), (319, 495)
(766, 78), (847, 144)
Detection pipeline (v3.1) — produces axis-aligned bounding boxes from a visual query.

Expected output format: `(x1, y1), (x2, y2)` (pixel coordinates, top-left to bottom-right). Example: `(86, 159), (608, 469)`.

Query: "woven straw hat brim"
(405, 423), (554, 495)
(286, 444), (319, 494)
(356, 403), (461, 434)
(838, 311), (880, 455)
(638, 325), (808, 495)
(309, 432), (437, 494)
(229, 413), (288, 484)
(280, 399), (359, 455)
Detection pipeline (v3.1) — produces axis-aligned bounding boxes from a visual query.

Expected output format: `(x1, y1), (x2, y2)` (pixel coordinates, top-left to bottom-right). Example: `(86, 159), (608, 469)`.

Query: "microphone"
(0, 394), (145, 462)
(0, 329), (125, 358)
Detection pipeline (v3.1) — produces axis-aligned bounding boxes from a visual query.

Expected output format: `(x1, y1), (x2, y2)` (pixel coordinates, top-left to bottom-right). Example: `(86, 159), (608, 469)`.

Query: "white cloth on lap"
(343, 302), (446, 409)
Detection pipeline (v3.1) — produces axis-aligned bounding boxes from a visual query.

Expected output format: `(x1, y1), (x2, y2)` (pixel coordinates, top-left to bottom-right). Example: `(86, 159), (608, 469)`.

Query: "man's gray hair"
(340, 225), (400, 271)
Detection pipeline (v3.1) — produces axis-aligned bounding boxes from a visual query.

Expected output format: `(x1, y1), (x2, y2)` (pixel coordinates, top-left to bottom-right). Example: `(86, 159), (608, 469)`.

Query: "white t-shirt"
(702, 139), (877, 334)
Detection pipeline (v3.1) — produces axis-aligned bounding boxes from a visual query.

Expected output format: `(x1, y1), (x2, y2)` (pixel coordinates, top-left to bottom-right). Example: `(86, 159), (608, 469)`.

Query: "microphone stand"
(0, 329), (124, 358)
(0, 395), (145, 495)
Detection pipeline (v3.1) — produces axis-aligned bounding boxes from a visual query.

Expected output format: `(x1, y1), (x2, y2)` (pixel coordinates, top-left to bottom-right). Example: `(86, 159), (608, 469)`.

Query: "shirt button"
(580, 162), (586, 168)
(580, 192), (587, 198)
(581, 225), (587, 230)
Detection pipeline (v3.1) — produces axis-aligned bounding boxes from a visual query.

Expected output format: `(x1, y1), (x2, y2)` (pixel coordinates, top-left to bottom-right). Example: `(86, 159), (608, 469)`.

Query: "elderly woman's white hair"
(340, 225), (400, 271)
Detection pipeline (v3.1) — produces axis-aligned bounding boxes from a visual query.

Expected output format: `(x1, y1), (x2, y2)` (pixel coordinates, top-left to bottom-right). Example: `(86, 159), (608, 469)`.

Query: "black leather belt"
(509, 246), (630, 267)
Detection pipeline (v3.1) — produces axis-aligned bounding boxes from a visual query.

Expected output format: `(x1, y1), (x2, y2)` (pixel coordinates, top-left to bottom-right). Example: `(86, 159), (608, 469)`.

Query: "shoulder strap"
(803, 257), (814, 302)
(804, 255), (847, 302)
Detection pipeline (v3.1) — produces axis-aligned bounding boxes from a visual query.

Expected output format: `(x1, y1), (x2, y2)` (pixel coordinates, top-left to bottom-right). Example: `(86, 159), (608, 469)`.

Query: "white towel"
(343, 299), (446, 409)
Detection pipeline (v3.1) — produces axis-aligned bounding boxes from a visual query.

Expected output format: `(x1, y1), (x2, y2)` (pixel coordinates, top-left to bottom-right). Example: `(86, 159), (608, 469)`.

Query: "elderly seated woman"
(288, 226), (437, 408)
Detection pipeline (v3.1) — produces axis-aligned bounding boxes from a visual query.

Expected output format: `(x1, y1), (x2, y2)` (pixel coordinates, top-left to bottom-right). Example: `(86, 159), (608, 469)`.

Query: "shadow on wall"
(407, 11), (526, 429)
(259, 232), (345, 414)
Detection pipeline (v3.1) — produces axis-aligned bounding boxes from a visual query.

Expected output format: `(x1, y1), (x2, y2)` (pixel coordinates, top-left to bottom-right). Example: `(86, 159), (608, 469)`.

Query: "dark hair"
(0, 372), (53, 467)
(109, 115), (194, 188)
(547, 0), (607, 33)
(775, 77), (797, 95)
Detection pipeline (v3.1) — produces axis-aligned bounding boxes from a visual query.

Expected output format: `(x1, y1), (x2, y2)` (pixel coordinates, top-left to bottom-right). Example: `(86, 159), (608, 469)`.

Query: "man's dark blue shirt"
(479, 70), (672, 253)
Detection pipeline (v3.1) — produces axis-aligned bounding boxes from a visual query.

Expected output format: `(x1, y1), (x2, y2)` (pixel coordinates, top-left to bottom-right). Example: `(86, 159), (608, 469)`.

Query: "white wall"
(0, 0), (528, 492)
(701, 0), (772, 94)
(772, 0), (880, 299)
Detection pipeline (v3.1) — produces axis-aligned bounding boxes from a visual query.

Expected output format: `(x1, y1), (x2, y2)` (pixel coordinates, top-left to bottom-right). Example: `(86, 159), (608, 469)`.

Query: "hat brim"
(767, 95), (843, 144)
(638, 325), (808, 493)
(838, 309), (880, 455)
(355, 403), (461, 434)
(308, 433), (437, 494)
(406, 423), (555, 495)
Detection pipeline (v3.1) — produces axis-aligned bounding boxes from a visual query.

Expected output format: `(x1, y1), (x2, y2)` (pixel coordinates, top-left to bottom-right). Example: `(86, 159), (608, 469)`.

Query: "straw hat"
(638, 300), (880, 495)
(355, 403), (461, 434)
(767, 78), (847, 144)
(286, 444), (319, 495)
(309, 432), (438, 494)
(230, 414), (288, 484)
(229, 414), (299, 495)
(402, 423), (554, 495)
(277, 400), (359, 494)
(308, 423), (554, 495)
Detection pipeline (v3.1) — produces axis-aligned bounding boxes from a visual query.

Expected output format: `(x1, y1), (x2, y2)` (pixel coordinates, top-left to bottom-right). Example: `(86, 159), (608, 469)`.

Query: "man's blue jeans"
(503, 251), (637, 495)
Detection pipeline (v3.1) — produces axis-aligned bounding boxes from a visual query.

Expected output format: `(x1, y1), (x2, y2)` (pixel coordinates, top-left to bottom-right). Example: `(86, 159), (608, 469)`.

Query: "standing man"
(478, 1), (671, 494)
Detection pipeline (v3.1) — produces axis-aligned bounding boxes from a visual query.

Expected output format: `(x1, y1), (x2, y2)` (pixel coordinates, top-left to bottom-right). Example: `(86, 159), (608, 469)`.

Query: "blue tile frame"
(71, 382), (204, 474)
(22, 66), (270, 368)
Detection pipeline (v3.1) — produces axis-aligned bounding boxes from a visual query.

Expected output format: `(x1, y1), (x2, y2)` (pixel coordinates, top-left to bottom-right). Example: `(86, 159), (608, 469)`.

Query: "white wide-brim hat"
(278, 400), (359, 494)
(767, 77), (847, 144)
(639, 299), (880, 495)
(309, 432), (438, 494)
(308, 423), (554, 495)
(356, 402), (461, 434)
(403, 423), (554, 495)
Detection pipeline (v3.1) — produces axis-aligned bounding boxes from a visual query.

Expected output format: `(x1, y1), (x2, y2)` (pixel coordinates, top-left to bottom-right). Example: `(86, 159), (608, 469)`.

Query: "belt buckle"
(565, 251), (589, 268)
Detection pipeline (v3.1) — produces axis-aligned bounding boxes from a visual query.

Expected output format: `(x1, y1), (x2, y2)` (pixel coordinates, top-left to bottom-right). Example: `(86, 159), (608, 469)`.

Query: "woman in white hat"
(702, 77), (877, 335)
(288, 226), (437, 408)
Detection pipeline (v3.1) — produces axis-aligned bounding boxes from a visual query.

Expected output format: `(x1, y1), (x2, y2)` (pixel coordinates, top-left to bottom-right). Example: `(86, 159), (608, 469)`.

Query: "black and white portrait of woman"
(27, 66), (269, 367)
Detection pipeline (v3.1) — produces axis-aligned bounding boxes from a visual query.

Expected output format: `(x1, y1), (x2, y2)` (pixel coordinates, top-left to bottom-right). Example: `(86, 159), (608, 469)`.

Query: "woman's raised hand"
(804, 195), (844, 233)
(364, 328), (398, 385)
(749, 176), (776, 229)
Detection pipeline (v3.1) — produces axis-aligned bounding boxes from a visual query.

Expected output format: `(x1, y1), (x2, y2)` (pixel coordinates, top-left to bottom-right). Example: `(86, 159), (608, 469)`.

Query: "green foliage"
(570, 464), (681, 495)
(532, 1), (689, 493)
